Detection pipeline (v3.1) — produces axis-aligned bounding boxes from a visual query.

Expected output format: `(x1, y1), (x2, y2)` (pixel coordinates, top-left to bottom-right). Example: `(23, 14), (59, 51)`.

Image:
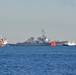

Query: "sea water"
(0, 46), (76, 75)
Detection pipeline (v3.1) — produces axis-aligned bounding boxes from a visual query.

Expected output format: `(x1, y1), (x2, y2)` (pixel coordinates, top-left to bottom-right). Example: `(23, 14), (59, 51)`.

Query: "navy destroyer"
(8, 30), (68, 46)
(9, 30), (51, 46)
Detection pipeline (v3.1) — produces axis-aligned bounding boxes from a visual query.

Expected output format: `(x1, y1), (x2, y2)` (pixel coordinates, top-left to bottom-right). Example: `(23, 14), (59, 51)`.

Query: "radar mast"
(42, 29), (46, 37)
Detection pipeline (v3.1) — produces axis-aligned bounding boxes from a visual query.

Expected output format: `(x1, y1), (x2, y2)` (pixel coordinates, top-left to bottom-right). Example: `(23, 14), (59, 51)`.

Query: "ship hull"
(8, 41), (68, 46)
(8, 43), (50, 46)
(0, 44), (3, 46)
(63, 44), (76, 46)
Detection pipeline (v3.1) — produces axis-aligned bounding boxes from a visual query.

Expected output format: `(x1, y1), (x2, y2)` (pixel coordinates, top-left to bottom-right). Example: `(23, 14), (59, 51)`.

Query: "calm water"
(0, 46), (76, 75)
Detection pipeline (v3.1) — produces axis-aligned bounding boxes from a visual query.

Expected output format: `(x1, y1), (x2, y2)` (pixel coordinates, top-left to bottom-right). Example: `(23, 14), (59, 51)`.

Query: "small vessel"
(63, 41), (76, 46)
(0, 38), (8, 46)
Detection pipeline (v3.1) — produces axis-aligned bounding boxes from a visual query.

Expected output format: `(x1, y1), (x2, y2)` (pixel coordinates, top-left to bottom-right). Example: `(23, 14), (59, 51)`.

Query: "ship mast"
(42, 29), (46, 38)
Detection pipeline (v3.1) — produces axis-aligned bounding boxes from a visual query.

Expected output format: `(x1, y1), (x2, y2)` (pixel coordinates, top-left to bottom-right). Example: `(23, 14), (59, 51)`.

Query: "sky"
(0, 0), (76, 43)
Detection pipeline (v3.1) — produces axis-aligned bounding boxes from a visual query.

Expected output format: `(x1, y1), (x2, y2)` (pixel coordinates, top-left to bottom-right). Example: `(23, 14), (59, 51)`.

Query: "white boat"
(63, 41), (76, 46)
(0, 38), (8, 46)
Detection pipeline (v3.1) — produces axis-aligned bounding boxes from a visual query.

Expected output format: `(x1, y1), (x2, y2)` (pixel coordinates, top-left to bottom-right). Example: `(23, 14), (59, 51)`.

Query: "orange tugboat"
(0, 38), (7, 46)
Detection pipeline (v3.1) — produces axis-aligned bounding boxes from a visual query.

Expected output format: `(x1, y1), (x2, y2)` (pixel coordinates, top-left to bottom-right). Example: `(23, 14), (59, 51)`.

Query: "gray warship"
(8, 30), (68, 46)
(9, 30), (51, 46)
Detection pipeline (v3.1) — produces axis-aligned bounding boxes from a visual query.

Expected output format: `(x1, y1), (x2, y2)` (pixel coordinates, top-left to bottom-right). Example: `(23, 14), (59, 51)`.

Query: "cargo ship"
(8, 30), (68, 46)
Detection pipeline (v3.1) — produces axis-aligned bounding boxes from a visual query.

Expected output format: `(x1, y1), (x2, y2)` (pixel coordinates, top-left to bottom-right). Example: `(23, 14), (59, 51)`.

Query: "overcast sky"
(0, 0), (76, 43)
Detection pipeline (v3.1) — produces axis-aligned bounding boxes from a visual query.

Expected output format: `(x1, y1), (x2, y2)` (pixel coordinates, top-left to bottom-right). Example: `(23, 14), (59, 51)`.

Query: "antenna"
(42, 29), (46, 37)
